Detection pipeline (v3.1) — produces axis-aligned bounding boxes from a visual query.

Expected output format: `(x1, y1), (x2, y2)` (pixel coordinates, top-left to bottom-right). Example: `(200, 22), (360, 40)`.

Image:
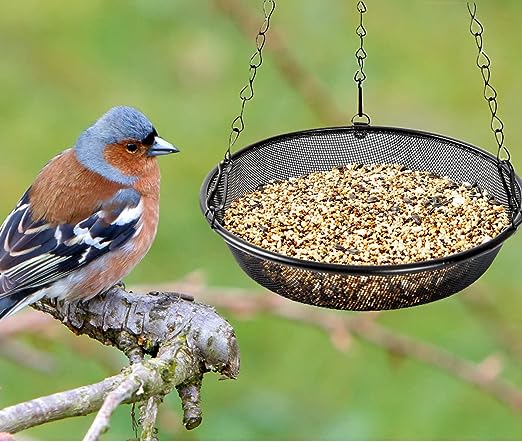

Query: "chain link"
(467, 2), (521, 221)
(227, 0), (276, 158)
(352, 0), (370, 125)
(467, 2), (509, 162)
(206, 0), (276, 225)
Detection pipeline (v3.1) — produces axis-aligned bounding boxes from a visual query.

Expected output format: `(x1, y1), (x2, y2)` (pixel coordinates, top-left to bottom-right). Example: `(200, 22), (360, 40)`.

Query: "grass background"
(1, 0), (522, 439)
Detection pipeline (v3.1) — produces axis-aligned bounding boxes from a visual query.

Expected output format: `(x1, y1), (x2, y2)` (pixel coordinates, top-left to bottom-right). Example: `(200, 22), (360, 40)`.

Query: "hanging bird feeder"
(200, 1), (522, 311)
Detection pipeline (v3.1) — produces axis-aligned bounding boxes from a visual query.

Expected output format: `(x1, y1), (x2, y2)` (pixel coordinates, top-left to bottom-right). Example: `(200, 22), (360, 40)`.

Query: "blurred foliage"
(1, 0), (522, 439)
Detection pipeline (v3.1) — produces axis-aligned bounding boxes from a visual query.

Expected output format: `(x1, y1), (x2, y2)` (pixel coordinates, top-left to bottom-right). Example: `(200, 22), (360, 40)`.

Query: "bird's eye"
(126, 143), (138, 153)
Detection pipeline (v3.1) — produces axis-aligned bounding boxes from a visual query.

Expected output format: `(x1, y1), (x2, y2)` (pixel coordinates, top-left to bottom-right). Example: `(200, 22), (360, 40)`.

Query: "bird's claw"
(112, 281), (126, 290)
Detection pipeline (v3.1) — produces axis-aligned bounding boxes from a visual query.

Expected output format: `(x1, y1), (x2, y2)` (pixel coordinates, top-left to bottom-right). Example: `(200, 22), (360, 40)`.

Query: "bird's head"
(74, 106), (179, 185)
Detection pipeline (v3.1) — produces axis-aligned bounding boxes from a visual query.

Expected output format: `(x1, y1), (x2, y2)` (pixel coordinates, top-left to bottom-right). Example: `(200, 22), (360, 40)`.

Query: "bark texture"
(0, 288), (239, 438)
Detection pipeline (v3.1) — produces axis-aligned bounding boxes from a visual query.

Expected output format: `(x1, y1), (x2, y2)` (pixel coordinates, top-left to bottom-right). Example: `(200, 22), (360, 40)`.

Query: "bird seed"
(223, 164), (510, 265)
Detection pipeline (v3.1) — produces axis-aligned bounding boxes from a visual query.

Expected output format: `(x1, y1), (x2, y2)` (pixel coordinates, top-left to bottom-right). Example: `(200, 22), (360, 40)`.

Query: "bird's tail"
(0, 290), (38, 320)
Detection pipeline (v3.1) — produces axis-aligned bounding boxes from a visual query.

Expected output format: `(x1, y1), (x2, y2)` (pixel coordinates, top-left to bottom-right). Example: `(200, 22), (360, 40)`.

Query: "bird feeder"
(200, 1), (522, 311)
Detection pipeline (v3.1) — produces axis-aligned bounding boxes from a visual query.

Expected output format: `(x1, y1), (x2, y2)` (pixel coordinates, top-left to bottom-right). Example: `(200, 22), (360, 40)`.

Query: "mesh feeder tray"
(201, 125), (522, 310)
(200, 0), (522, 311)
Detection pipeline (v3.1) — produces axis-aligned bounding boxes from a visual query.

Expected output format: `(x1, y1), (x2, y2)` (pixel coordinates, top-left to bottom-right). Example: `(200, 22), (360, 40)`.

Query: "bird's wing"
(0, 189), (142, 296)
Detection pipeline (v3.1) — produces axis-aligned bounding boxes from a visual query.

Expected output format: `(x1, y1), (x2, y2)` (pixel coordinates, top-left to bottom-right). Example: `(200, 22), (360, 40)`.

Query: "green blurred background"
(1, 0), (522, 439)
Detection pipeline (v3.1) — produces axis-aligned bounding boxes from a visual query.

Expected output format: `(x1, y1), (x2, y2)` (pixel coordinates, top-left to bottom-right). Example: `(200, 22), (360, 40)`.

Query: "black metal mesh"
(201, 126), (522, 310)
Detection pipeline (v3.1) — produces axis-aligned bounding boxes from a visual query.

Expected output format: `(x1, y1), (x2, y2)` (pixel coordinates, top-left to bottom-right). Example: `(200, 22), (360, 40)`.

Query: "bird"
(0, 106), (179, 319)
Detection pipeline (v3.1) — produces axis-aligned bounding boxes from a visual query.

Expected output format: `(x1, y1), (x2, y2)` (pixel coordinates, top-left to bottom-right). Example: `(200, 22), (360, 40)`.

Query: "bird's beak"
(148, 136), (180, 156)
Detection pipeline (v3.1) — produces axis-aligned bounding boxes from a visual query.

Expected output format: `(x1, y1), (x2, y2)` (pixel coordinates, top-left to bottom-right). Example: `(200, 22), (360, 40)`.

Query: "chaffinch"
(0, 106), (178, 319)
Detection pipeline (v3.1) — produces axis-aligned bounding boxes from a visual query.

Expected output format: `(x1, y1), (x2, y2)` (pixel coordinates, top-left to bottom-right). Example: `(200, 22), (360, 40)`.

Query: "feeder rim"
(200, 124), (522, 276)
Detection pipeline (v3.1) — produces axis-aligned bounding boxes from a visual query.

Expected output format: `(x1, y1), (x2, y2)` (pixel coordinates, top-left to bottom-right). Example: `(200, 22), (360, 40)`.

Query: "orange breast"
(29, 148), (161, 225)
(29, 149), (123, 224)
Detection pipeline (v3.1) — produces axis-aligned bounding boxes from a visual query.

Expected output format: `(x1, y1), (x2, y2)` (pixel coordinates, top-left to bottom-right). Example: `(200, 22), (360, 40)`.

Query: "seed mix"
(223, 164), (510, 265)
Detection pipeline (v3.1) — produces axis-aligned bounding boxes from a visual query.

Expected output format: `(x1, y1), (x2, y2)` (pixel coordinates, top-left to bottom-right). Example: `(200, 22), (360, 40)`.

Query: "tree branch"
(84, 375), (142, 441)
(207, 290), (522, 411)
(0, 372), (125, 434)
(0, 288), (240, 438)
(139, 395), (162, 441)
(135, 277), (522, 413)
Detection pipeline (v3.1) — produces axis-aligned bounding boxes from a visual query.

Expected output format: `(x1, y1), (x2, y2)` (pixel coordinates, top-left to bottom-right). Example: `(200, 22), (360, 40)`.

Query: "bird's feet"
(112, 280), (126, 290)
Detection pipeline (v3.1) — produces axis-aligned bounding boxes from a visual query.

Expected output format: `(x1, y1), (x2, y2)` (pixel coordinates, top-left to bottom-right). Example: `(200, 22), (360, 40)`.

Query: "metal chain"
(227, 0), (276, 159)
(467, 2), (521, 222)
(205, 0), (276, 226)
(351, 0), (370, 125)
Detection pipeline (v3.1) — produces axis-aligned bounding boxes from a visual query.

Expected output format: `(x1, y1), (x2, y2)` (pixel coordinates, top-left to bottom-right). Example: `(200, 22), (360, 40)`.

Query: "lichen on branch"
(0, 288), (240, 440)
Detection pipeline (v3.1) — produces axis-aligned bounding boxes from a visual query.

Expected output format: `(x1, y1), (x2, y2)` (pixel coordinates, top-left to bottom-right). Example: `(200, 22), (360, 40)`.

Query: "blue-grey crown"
(74, 106), (155, 185)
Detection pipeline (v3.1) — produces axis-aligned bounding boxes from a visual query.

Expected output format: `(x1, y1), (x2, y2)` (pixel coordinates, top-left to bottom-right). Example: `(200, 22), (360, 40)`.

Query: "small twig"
(84, 377), (141, 441)
(176, 378), (203, 430)
(140, 396), (162, 441)
(0, 373), (123, 434)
